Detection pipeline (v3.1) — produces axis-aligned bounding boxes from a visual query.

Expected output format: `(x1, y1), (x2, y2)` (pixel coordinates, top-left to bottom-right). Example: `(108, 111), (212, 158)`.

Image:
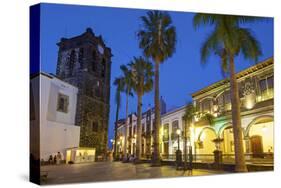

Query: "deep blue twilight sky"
(39, 3), (273, 146)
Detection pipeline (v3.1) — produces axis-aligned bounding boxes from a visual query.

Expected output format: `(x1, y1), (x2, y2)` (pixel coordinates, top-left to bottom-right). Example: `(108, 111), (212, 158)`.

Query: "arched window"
(101, 58), (106, 77)
(78, 48), (84, 68)
(92, 50), (97, 72)
(68, 50), (76, 76)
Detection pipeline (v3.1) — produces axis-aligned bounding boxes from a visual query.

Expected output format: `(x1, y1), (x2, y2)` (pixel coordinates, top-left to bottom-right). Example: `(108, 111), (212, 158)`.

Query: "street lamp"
(176, 128), (182, 169)
(118, 136), (123, 161)
(110, 139), (114, 150)
(187, 138), (193, 170)
(132, 134), (136, 156)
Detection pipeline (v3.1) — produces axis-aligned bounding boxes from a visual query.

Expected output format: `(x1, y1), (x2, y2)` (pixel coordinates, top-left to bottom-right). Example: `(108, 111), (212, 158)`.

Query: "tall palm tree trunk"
(123, 91), (129, 162)
(229, 55), (247, 172)
(152, 61), (161, 166)
(136, 93), (142, 162)
(183, 120), (187, 170)
(114, 103), (119, 160)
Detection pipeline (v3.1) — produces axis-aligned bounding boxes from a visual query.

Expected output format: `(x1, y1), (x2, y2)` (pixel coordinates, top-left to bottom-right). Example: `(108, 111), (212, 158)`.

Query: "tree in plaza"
(113, 77), (125, 160)
(138, 10), (176, 166)
(182, 103), (196, 170)
(119, 64), (134, 161)
(193, 13), (263, 172)
(129, 56), (154, 162)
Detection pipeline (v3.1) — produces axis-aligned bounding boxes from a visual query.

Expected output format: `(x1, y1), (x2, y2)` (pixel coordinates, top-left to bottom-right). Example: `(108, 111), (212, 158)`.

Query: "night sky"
(39, 3), (273, 146)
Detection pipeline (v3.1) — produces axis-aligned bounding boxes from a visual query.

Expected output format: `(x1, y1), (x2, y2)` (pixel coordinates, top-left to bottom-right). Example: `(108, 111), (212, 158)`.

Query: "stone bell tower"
(56, 28), (112, 156)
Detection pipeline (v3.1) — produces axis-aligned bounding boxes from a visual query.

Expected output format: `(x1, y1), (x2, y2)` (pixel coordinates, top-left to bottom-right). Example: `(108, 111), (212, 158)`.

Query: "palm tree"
(129, 56), (154, 162)
(138, 10), (176, 166)
(113, 77), (124, 160)
(193, 14), (263, 172)
(119, 64), (134, 162)
(182, 103), (196, 170)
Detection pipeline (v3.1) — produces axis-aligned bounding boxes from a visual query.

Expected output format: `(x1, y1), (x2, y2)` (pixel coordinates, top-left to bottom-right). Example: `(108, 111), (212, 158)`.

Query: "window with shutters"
(57, 93), (69, 113)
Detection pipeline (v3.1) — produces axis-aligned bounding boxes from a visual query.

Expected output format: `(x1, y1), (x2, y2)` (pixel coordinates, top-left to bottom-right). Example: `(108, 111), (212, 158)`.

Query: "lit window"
(57, 93), (69, 113)
(171, 120), (179, 140)
(259, 75), (274, 101)
(163, 124), (169, 141)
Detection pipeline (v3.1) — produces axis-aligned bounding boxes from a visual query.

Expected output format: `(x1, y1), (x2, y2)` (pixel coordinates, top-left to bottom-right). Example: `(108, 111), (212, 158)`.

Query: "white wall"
(38, 73), (80, 160)
(30, 76), (40, 160)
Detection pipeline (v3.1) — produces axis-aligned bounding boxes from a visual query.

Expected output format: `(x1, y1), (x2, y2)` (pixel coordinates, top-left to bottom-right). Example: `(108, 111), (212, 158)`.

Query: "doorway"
(250, 135), (263, 158)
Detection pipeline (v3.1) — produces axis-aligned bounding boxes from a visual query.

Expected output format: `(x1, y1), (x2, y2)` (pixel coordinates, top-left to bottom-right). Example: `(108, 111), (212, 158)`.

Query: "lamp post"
(117, 141), (120, 160)
(176, 128), (181, 150)
(133, 134), (136, 156)
(110, 139), (115, 161)
(176, 128), (182, 169)
(187, 139), (193, 170)
(119, 136), (123, 160)
(110, 139), (114, 151)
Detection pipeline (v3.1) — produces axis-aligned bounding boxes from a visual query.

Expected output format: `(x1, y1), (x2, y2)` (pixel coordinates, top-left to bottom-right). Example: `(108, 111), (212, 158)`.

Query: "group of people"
(48, 152), (63, 165)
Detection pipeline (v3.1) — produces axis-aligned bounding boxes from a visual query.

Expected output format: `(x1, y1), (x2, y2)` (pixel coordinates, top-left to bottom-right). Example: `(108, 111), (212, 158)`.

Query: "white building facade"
(30, 72), (81, 162)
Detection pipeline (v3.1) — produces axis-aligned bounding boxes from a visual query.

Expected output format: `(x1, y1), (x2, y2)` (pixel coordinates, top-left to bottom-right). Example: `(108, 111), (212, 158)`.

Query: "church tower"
(56, 28), (112, 156)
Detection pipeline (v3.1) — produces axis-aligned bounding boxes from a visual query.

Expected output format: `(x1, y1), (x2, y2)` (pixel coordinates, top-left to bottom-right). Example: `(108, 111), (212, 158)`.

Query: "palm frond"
(237, 28), (262, 62)
(193, 13), (220, 29)
(138, 10), (176, 63)
(129, 56), (154, 96)
(200, 29), (221, 64)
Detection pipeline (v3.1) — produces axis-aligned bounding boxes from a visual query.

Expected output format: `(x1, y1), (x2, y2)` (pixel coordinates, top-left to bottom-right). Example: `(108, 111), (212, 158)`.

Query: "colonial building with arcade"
(115, 57), (274, 164)
(190, 57), (273, 162)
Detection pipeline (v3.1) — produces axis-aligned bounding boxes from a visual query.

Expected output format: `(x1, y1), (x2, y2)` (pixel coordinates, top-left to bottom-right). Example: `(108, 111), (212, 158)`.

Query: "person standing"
(57, 152), (62, 165)
(54, 155), (57, 164)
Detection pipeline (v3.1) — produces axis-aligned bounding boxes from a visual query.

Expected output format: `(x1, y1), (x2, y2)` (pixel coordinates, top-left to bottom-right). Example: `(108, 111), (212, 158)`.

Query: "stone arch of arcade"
(244, 115), (274, 155)
(197, 126), (217, 154)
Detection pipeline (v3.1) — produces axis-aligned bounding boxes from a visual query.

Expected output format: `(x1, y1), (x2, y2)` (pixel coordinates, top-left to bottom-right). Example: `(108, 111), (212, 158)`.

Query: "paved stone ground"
(41, 162), (227, 185)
